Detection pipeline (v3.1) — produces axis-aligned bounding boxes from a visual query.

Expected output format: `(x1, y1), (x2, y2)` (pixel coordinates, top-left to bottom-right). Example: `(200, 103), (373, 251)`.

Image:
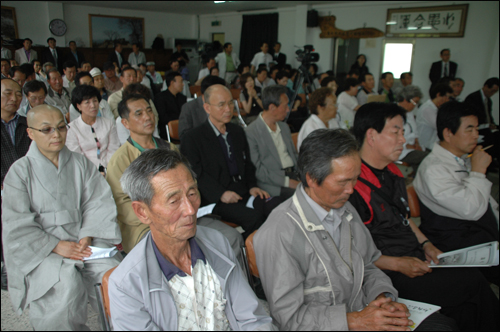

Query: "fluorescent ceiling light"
(386, 21), (397, 25)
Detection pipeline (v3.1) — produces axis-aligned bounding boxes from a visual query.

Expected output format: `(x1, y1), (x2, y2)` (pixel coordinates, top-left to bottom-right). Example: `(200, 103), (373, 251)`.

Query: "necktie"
(53, 49), (57, 68)
(444, 63), (448, 77)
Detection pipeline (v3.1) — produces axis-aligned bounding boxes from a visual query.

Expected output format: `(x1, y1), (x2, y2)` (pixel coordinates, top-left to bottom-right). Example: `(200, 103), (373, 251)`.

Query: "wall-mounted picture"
(1, 6), (19, 41)
(89, 14), (144, 48)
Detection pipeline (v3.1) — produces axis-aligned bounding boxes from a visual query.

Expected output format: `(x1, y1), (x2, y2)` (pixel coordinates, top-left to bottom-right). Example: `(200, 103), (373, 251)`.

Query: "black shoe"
(1, 265), (7, 291)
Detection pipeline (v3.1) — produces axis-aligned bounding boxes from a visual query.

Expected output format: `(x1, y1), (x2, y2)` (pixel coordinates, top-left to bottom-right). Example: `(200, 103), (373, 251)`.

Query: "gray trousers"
(197, 216), (245, 268)
(28, 252), (121, 331)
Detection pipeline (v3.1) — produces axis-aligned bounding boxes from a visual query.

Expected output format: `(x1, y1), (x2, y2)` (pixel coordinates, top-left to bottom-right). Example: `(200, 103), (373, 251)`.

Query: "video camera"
(295, 45), (320, 67)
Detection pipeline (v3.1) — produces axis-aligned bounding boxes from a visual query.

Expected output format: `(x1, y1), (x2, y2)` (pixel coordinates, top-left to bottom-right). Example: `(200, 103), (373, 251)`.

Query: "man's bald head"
(204, 84), (231, 104)
(27, 104), (64, 127)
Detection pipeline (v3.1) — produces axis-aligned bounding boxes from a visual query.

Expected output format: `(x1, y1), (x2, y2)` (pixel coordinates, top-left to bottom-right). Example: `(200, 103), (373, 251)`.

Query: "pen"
(466, 145), (493, 158)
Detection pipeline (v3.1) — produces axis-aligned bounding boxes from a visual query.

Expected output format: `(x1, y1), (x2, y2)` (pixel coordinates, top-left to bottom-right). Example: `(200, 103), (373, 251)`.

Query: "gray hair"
(262, 85), (288, 110)
(42, 62), (54, 73)
(395, 85), (423, 103)
(120, 149), (196, 206)
(298, 129), (359, 187)
(203, 84), (231, 104)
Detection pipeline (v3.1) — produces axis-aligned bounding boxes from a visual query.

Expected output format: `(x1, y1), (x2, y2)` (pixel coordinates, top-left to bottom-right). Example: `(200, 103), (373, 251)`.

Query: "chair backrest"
(230, 88), (241, 101)
(244, 230), (259, 278)
(102, 266), (117, 321)
(167, 120), (180, 141)
(189, 85), (202, 97)
(291, 132), (298, 150)
(406, 185), (420, 218)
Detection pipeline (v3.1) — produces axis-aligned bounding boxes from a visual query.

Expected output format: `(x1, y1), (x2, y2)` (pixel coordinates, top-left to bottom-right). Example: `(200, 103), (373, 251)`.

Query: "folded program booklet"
(429, 241), (499, 268)
(83, 246), (119, 261)
(397, 298), (441, 331)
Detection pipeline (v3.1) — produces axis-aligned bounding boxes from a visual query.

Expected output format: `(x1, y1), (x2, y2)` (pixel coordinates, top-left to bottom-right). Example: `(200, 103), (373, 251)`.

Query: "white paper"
(430, 241), (499, 268)
(197, 203), (216, 219)
(397, 298), (441, 331)
(246, 196), (256, 209)
(83, 246), (118, 261)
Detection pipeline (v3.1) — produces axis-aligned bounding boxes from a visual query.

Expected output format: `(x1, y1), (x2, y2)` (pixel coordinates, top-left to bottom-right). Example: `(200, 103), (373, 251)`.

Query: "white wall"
(200, 1), (499, 121)
(2, 1), (196, 48)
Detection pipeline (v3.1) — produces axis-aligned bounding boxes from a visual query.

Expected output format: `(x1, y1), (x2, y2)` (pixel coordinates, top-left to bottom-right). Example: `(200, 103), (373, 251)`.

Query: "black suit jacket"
(1, 116), (32, 185)
(65, 50), (86, 68)
(108, 51), (123, 67)
(272, 52), (287, 67)
(154, 90), (187, 140)
(429, 61), (457, 84)
(180, 120), (257, 206)
(465, 90), (495, 126)
(41, 47), (64, 73)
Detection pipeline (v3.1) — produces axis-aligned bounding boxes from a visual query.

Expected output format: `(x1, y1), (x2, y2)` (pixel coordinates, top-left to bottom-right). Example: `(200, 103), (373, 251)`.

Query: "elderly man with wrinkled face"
(108, 149), (275, 331)
(2, 104), (122, 330)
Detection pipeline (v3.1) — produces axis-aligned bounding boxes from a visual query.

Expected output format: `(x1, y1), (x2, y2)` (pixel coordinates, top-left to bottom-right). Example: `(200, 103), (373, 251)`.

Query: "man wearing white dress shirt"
(215, 43), (241, 84)
(197, 57), (216, 81)
(416, 83), (453, 150)
(1, 37), (12, 60)
(127, 43), (146, 67)
(62, 61), (77, 96)
(145, 61), (162, 85)
(14, 38), (37, 65)
(396, 85), (428, 171)
(250, 42), (273, 74)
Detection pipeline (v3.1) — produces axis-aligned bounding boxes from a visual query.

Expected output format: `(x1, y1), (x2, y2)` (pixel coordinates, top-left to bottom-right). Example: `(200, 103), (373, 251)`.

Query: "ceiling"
(49, 1), (342, 15)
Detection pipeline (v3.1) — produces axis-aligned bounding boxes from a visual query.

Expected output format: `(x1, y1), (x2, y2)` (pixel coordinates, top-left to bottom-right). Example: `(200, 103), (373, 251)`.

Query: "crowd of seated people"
(1, 34), (499, 331)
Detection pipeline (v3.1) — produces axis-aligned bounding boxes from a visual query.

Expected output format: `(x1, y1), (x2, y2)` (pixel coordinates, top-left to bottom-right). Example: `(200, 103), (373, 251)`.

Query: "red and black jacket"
(349, 162), (425, 260)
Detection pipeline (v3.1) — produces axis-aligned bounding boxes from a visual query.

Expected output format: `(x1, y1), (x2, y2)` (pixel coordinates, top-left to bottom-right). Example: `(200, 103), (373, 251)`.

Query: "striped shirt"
(1, 113), (20, 145)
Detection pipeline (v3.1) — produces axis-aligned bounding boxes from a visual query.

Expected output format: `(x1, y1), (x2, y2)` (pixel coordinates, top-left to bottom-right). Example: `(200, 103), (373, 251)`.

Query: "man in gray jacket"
(254, 129), (411, 331)
(109, 149), (275, 331)
(246, 85), (299, 199)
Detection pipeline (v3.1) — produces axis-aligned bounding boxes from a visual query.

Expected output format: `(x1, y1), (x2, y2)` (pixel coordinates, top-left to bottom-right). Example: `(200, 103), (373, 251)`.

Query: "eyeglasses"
(207, 100), (235, 110)
(28, 96), (45, 102)
(29, 124), (69, 135)
(410, 99), (418, 107)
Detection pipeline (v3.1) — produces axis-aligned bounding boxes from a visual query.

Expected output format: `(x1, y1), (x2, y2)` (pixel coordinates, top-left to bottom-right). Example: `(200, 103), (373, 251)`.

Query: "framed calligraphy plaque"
(386, 4), (468, 38)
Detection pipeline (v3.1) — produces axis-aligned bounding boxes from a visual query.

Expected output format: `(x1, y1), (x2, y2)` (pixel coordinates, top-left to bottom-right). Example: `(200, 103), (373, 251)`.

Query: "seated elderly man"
(255, 129), (419, 331)
(2, 104), (122, 330)
(349, 103), (499, 331)
(413, 101), (498, 284)
(109, 149), (275, 331)
(181, 84), (283, 238)
(246, 85), (299, 200)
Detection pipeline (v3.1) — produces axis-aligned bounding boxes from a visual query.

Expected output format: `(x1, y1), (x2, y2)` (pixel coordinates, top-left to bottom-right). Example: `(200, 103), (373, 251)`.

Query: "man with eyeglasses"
(2, 104), (122, 330)
(1, 78), (32, 291)
(17, 80), (47, 117)
(181, 84), (284, 238)
(396, 85), (429, 171)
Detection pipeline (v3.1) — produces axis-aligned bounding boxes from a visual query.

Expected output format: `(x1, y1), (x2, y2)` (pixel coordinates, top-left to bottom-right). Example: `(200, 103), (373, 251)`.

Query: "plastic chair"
(406, 185), (420, 218)
(245, 231), (259, 279)
(189, 85), (201, 97)
(94, 266), (117, 331)
(166, 120), (180, 143)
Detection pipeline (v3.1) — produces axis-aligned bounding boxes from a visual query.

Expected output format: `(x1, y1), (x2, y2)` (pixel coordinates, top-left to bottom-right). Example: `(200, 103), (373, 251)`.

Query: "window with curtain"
(239, 13), (279, 66)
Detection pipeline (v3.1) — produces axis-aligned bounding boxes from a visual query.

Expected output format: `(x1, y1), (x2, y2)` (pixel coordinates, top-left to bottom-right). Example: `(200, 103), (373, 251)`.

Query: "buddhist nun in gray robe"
(2, 105), (122, 331)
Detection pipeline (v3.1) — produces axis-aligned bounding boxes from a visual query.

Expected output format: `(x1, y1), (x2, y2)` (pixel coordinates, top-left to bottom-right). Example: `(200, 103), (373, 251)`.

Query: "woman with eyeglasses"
(66, 85), (120, 175)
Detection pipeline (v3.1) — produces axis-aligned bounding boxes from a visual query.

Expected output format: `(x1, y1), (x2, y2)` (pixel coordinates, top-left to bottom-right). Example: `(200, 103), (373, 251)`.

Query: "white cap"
(89, 67), (102, 78)
(146, 61), (155, 66)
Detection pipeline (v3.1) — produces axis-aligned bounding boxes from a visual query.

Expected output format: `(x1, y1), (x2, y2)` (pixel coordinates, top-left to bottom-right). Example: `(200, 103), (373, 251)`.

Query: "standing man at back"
(250, 42), (273, 74)
(154, 72), (187, 140)
(215, 42), (241, 84)
(14, 38), (37, 65)
(41, 38), (63, 73)
(429, 49), (457, 85)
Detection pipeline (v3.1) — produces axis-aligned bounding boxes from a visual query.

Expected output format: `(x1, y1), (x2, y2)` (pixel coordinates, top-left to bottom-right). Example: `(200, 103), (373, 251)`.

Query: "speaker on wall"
(307, 10), (319, 27)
